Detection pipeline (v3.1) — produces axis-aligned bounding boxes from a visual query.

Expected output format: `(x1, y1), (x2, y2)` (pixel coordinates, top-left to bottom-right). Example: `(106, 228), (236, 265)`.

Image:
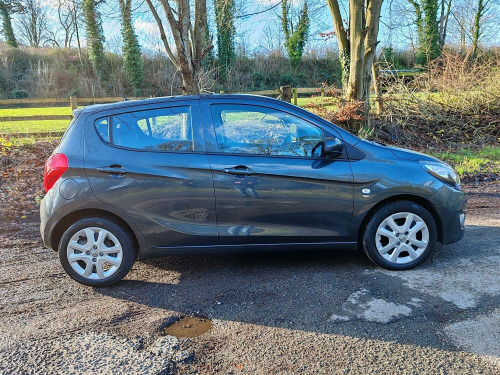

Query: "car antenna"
(113, 80), (129, 101)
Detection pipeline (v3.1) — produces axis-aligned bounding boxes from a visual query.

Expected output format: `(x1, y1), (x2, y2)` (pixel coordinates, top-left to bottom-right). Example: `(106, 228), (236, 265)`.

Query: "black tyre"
(362, 200), (437, 270)
(59, 217), (135, 287)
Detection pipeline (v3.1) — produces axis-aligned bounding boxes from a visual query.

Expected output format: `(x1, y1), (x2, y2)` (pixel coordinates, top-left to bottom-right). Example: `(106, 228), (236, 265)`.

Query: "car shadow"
(97, 225), (500, 354)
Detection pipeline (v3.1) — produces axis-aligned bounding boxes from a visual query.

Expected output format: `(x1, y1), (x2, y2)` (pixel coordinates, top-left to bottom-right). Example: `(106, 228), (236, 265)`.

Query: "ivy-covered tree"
(281, 0), (309, 70)
(408, 0), (445, 64)
(214, 0), (235, 85)
(118, 0), (143, 96)
(0, 0), (18, 47)
(82, 0), (107, 82)
(472, 0), (488, 58)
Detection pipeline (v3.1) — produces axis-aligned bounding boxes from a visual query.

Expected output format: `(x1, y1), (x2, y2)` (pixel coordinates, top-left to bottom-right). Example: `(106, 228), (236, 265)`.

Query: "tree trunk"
(472, 0), (484, 58)
(362, 0), (383, 120)
(72, 4), (82, 64)
(344, 0), (383, 130)
(145, 0), (211, 95)
(438, 0), (452, 48)
(326, 0), (350, 91)
(346, 0), (365, 103)
(372, 60), (382, 116)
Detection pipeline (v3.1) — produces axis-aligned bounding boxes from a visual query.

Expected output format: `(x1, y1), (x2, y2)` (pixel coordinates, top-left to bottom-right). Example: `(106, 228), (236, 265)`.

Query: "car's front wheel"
(362, 201), (437, 270)
(59, 217), (135, 287)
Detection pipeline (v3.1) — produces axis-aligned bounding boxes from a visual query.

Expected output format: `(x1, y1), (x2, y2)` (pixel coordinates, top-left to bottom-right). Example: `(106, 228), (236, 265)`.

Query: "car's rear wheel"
(59, 217), (135, 287)
(362, 201), (437, 270)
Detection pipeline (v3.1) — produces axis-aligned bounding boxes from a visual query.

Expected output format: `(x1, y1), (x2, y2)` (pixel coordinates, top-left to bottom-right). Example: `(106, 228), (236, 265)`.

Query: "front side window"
(211, 105), (323, 157)
(95, 106), (193, 151)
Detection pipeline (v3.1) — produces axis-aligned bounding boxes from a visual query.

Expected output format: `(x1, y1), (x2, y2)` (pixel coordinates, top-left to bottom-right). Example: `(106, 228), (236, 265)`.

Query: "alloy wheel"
(375, 212), (429, 264)
(66, 227), (123, 280)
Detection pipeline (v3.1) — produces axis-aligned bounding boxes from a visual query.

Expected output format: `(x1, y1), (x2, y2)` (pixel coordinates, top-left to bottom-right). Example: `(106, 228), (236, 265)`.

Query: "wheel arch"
(50, 208), (141, 256)
(357, 194), (443, 246)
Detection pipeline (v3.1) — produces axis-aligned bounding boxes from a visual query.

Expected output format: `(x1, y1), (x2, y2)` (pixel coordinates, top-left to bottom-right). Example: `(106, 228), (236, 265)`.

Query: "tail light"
(43, 153), (68, 192)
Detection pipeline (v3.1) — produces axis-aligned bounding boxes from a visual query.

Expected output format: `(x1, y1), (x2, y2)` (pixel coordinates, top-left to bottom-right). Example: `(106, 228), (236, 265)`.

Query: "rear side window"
(94, 106), (193, 152)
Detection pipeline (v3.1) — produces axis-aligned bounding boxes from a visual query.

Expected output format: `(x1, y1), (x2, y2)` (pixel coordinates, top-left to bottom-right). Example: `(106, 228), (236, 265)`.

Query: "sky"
(91, 0), (421, 55)
(5, 0), (500, 56)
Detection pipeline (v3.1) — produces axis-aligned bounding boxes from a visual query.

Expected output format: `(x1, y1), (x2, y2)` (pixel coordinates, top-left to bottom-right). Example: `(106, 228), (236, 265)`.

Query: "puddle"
(164, 316), (212, 338)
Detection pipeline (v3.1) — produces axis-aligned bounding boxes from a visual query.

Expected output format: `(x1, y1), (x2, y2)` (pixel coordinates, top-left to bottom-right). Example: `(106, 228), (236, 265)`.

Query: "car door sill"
(140, 241), (358, 258)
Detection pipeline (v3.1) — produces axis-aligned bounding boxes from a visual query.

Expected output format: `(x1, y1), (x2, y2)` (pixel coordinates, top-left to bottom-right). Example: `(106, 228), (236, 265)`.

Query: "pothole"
(164, 316), (212, 338)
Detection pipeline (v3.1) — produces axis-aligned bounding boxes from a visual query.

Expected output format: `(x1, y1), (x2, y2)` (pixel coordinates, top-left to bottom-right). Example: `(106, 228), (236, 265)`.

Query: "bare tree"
(438, 0), (452, 48)
(144, 0), (213, 94)
(17, 0), (48, 47)
(471, 0), (493, 57)
(449, 0), (499, 54)
(45, 0), (78, 48)
(70, 0), (83, 58)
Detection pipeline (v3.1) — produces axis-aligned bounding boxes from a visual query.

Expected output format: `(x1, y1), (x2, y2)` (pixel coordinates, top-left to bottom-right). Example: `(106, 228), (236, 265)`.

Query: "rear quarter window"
(93, 106), (194, 152)
(95, 117), (109, 143)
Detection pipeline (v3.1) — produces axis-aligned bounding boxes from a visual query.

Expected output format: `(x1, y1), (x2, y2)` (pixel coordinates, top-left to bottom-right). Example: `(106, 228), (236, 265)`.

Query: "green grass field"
(0, 120), (71, 133)
(0, 106), (72, 117)
(296, 96), (338, 110)
(0, 106), (73, 134)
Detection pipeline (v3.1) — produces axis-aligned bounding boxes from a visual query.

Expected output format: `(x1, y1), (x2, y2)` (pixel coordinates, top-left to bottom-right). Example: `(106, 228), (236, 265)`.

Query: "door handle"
(96, 165), (128, 176)
(222, 166), (254, 176)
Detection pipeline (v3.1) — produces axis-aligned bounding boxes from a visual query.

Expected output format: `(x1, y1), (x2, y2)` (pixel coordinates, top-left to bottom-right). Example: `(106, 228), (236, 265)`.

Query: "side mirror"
(312, 138), (344, 158)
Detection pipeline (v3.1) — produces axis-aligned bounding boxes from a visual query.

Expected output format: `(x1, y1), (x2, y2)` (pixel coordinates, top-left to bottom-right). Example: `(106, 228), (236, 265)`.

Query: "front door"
(201, 101), (354, 245)
(84, 101), (217, 248)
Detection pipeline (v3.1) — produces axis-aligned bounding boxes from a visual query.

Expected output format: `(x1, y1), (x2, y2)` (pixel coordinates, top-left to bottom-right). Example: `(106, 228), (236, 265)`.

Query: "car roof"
(79, 94), (284, 116)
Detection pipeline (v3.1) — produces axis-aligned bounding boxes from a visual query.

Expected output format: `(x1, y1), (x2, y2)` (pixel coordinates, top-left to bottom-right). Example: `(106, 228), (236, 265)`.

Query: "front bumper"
(429, 184), (467, 245)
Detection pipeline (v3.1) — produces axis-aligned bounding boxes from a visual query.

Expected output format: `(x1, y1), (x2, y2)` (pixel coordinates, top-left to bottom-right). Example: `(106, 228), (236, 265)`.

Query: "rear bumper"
(429, 185), (467, 245)
(40, 190), (54, 249)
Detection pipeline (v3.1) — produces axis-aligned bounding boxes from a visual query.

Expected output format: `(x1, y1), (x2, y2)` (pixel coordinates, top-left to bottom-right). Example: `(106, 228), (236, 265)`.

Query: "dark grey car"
(40, 95), (466, 286)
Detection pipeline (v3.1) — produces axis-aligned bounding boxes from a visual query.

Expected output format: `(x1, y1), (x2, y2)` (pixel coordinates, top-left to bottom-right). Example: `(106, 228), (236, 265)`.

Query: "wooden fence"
(0, 115), (73, 122)
(0, 87), (321, 121)
(0, 86), (321, 109)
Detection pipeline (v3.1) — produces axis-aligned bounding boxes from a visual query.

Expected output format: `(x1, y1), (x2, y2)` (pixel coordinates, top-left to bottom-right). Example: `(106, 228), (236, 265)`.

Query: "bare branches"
(144, 0), (211, 94)
(375, 52), (500, 148)
(144, 0), (178, 67)
(17, 0), (49, 47)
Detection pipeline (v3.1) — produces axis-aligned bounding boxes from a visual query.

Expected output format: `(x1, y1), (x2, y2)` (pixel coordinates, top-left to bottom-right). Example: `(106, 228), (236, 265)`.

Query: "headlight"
(420, 161), (460, 188)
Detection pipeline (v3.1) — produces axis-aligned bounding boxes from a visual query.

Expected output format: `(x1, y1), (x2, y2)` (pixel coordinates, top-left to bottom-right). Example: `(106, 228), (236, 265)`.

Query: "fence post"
(293, 88), (297, 105)
(70, 96), (77, 111)
(320, 88), (325, 108)
(280, 85), (292, 103)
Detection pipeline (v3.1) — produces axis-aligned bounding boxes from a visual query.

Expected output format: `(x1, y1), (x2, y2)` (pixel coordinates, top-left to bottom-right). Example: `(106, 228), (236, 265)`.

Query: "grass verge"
(430, 147), (500, 176)
(0, 106), (73, 116)
(0, 120), (70, 134)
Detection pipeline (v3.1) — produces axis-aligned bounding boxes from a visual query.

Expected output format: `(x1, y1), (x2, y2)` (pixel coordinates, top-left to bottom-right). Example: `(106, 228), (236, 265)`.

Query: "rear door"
(201, 99), (354, 245)
(84, 100), (217, 248)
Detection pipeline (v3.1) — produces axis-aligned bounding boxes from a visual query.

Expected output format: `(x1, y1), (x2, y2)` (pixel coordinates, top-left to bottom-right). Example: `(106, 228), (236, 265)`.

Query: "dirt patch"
(164, 316), (213, 338)
(0, 139), (57, 224)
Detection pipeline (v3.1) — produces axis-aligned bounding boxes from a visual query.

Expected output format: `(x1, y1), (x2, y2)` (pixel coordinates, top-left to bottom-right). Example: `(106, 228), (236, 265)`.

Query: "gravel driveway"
(1, 183), (499, 374)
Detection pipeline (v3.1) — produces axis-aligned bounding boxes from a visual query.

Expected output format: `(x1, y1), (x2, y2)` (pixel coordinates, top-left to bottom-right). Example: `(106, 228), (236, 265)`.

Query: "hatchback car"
(40, 95), (466, 287)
